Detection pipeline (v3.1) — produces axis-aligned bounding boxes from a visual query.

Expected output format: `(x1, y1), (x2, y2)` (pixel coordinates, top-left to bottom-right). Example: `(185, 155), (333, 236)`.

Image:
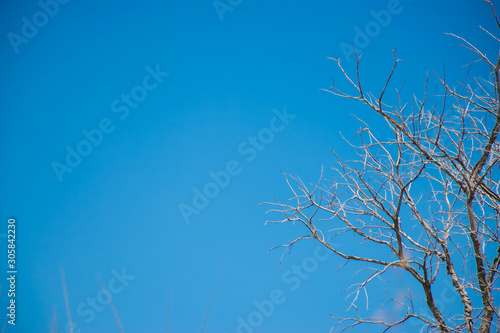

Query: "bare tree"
(266, 2), (500, 332)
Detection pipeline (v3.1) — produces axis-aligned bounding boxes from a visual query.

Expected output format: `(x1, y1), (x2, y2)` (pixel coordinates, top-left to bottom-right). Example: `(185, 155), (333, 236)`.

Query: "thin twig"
(97, 274), (124, 333)
(59, 267), (73, 333)
(200, 265), (225, 333)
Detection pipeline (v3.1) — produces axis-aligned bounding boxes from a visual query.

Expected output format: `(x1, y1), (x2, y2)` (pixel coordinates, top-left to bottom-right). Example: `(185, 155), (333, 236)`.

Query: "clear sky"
(0, 0), (497, 332)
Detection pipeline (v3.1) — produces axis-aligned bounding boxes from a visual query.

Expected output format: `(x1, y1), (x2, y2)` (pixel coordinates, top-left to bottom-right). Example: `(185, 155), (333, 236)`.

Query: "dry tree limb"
(266, 2), (500, 332)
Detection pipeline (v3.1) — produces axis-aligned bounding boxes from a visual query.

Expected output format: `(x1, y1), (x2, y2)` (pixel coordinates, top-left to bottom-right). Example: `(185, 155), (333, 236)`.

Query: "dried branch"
(267, 2), (500, 332)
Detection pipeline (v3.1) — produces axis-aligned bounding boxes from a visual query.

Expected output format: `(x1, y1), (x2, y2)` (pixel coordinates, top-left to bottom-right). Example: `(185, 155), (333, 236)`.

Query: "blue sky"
(0, 0), (497, 332)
